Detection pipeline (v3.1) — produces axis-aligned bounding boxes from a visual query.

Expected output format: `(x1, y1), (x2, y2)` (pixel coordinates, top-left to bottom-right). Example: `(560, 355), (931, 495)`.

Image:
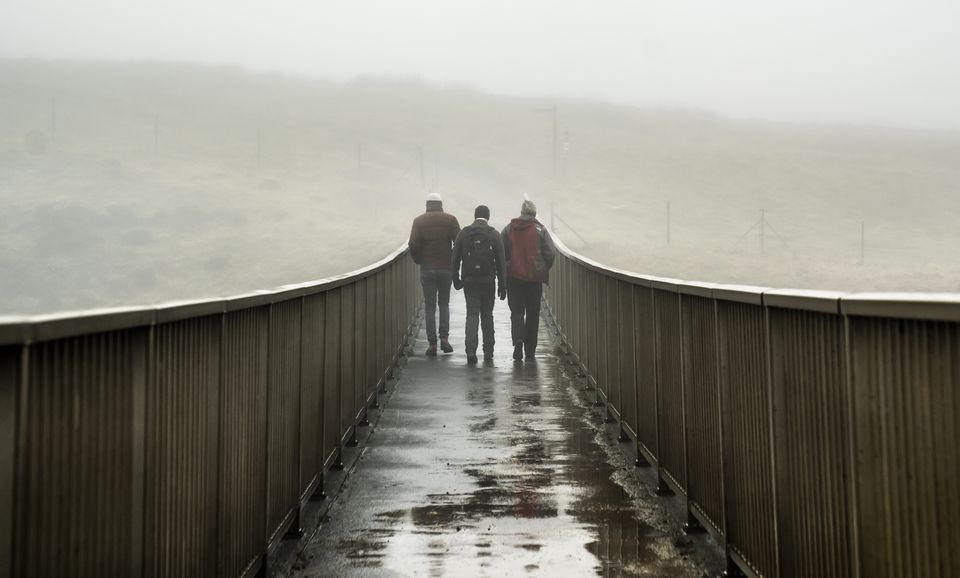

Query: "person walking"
(451, 205), (506, 364)
(409, 192), (460, 356)
(502, 199), (556, 361)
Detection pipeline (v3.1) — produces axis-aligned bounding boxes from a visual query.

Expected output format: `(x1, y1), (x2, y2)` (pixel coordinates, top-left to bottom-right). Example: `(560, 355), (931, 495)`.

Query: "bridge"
(0, 237), (957, 577)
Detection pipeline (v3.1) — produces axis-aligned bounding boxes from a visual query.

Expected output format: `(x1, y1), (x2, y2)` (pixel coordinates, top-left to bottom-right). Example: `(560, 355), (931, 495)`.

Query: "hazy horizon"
(3, 2), (960, 314)
(4, 0), (960, 131)
(2, 59), (960, 315)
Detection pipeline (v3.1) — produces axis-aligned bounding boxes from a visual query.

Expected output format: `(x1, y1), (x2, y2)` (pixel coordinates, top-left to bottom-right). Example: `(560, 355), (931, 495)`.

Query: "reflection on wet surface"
(291, 299), (722, 577)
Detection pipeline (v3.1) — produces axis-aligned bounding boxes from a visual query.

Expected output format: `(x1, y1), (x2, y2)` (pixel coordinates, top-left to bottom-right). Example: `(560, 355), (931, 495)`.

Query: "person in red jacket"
(501, 199), (556, 361)
(409, 192), (461, 356)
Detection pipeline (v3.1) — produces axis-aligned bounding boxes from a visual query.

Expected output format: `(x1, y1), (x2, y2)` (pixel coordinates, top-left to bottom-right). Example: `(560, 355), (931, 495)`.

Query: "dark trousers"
(420, 268), (452, 344)
(507, 278), (543, 354)
(463, 282), (495, 356)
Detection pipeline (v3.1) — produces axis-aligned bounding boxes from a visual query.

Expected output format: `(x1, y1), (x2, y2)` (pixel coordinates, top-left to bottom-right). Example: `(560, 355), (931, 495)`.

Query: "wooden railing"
(544, 236), (959, 578)
(0, 247), (420, 577)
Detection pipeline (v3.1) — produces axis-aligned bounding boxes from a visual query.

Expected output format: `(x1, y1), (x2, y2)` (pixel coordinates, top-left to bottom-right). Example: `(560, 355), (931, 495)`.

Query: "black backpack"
(462, 226), (496, 279)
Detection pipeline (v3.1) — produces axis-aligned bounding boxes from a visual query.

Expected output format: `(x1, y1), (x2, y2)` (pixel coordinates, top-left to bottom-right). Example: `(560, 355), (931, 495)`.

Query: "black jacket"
(451, 219), (507, 286)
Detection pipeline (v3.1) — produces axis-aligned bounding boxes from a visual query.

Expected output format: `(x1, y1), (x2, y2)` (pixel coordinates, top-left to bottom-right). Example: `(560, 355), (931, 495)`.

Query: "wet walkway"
(286, 298), (723, 577)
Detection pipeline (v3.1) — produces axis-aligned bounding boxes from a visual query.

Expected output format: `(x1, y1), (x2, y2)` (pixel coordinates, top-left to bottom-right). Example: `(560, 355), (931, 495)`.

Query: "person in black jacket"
(451, 205), (506, 364)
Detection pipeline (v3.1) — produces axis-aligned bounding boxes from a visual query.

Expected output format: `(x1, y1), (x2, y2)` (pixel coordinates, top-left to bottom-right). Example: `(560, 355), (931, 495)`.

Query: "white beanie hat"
(521, 199), (537, 216)
(426, 192), (442, 203)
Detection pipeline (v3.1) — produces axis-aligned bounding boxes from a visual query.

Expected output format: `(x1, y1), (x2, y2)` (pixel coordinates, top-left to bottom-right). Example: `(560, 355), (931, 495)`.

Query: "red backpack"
(507, 219), (549, 283)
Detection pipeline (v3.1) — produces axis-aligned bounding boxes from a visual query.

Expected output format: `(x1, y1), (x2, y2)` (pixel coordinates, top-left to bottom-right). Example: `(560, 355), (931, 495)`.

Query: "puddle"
(293, 307), (723, 577)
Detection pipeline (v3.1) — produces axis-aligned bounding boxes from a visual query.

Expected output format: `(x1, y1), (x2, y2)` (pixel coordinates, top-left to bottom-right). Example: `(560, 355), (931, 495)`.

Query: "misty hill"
(2, 59), (959, 314)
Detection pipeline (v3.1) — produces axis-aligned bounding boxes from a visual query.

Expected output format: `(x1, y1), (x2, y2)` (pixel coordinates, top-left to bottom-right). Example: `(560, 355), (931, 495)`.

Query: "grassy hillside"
(1, 60), (959, 314)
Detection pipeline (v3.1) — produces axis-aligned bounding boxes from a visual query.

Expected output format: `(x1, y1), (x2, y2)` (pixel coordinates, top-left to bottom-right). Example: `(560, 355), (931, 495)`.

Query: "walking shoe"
(467, 355), (478, 365)
(513, 344), (524, 361)
(425, 343), (437, 356)
(483, 352), (494, 362)
(525, 348), (536, 360)
(440, 338), (454, 353)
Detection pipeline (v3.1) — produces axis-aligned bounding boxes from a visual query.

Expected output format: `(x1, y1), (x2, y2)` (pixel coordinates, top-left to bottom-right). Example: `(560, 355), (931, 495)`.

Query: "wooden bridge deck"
(279, 298), (722, 577)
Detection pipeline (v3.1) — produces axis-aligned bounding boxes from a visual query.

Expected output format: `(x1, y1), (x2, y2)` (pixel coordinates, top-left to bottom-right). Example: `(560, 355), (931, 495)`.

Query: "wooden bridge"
(0, 237), (957, 577)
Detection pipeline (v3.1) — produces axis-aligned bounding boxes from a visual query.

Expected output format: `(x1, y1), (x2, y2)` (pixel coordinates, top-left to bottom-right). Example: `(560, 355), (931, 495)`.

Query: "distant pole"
(551, 106), (558, 177)
(153, 113), (159, 152)
(760, 209), (766, 254)
(860, 221), (867, 265)
(418, 146), (425, 189)
(50, 97), (56, 145)
(257, 129), (262, 171)
(666, 201), (671, 245)
(533, 105), (558, 177)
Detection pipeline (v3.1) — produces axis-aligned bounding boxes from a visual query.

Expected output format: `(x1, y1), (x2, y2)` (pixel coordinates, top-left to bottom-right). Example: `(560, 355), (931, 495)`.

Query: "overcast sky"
(3, 0), (959, 129)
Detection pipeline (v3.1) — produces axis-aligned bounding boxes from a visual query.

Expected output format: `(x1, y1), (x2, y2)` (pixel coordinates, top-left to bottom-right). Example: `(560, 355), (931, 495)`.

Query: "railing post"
(10, 345), (28, 578)
(364, 275), (377, 410)
(604, 276), (620, 424)
(0, 346), (19, 578)
(340, 285), (357, 449)
(762, 305), (781, 577)
(353, 278), (367, 426)
(652, 283), (683, 496)
(713, 297), (726, 545)
(294, 296), (306, 519)
(323, 289), (342, 471)
(617, 280), (638, 443)
(262, 303), (273, 566)
(215, 313), (226, 577)
(843, 315), (862, 578)
(130, 327), (149, 577)
(586, 268), (596, 385)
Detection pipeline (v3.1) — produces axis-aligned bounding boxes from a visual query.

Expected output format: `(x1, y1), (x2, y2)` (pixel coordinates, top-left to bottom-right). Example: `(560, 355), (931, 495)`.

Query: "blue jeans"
(420, 268), (452, 344)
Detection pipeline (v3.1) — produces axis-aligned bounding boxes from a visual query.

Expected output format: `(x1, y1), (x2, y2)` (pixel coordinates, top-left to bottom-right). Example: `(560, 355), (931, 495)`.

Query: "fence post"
(667, 201), (671, 245)
(760, 209), (766, 254)
(50, 98), (56, 145)
(860, 221), (867, 265)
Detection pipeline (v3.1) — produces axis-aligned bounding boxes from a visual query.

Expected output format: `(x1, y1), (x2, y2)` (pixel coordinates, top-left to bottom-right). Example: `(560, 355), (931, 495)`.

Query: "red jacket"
(501, 217), (556, 283)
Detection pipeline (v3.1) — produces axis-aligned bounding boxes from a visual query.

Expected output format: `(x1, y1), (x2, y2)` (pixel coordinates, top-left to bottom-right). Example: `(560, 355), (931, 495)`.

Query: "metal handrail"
(551, 233), (960, 321)
(0, 243), (410, 346)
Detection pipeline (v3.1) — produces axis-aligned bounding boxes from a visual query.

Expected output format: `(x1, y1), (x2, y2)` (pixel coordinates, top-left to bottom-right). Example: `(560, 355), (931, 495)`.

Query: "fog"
(5, 0), (960, 129)
(1, 2), (960, 314)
